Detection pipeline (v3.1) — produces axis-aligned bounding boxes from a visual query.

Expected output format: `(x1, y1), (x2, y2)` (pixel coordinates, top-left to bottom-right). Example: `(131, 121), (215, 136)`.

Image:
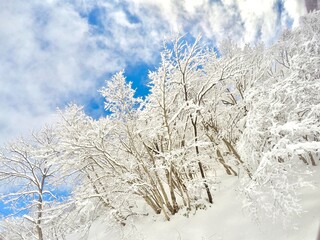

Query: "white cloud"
(0, 1), (121, 144)
(283, 0), (307, 27)
(235, 0), (279, 43)
(184, 0), (207, 15)
(0, 0), (306, 144)
(121, 0), (301, 44)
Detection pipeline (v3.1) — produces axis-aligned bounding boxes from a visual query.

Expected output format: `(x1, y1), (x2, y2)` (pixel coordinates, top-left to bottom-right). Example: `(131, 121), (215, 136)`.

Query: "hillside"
(70, 169), (320, 240)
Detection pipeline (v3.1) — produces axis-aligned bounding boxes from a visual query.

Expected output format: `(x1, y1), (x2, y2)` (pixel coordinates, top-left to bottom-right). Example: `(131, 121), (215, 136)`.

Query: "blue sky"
(0, 188), (70, 217)
(0, 0), (307, 145)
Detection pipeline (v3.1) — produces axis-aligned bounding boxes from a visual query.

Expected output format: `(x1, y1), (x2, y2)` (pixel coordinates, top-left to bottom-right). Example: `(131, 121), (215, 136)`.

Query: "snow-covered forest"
(0, 10), (319, 240)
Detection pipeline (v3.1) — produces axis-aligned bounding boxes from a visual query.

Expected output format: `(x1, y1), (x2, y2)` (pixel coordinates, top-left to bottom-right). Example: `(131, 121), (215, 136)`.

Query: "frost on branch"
(0, 127), (72, 239)
(238, 10), (320, 226)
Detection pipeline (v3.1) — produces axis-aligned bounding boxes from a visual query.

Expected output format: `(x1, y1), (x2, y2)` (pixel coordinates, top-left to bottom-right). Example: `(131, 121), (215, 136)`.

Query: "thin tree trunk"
(222, 138), (252, 179)
(299, 154), (309, 165)
(216, 149), (237, 176)
(168, 165), (179, 214)
(308, 152), (316, 166)
(192, 118), (213, 204)
(36, 224), (44, 240)
(36, 177), (45, 240)
(142, 194), (161, 214)
(172, 168), (191, 210)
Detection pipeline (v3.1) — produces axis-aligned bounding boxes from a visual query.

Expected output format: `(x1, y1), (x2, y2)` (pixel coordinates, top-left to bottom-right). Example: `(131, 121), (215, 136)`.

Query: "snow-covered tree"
(0, 127), (68, 239)
(238, 11), (320, 225)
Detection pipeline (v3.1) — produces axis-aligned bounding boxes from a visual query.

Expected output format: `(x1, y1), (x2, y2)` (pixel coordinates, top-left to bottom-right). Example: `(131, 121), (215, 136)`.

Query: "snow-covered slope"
(74, 166), (320, 240)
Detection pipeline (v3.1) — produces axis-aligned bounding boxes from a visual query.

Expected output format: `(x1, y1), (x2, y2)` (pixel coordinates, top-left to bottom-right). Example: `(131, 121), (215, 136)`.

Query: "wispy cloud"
(0, 0), (306, 144)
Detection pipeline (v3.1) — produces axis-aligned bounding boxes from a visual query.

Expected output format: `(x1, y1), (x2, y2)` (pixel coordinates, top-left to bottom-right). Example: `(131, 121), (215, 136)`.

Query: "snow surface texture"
(68, 168), (320, 240)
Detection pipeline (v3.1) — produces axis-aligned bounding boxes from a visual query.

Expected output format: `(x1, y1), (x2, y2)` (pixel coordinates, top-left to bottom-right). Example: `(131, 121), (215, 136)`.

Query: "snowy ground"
(70, 166), (320, 240)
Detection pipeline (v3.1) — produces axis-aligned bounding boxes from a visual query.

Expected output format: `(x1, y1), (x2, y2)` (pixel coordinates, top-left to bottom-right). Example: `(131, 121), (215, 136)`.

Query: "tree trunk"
(37, 188), (44, 240)
(36, 224), (44, 240)
(216, 149), (237, 176)
(308, 152), (316, 166)
(192, 118), (213, 204)
(222, 138), (252, 179)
